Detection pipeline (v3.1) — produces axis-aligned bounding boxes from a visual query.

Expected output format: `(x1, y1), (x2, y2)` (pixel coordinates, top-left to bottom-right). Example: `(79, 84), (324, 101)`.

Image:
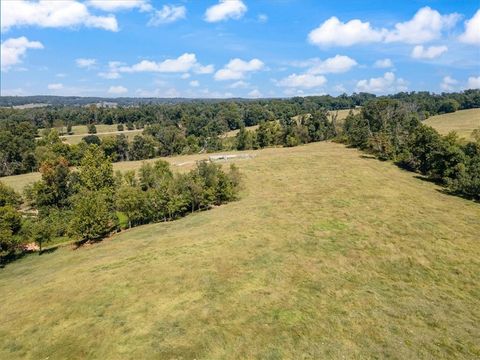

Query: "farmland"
(1, 141), (479, 359)
(424, 108), (480, 140)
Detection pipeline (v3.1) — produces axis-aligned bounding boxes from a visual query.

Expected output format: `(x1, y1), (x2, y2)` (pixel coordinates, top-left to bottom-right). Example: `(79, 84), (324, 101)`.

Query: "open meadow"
(424, 108), (480, 140)
(1, 141), (479, 359)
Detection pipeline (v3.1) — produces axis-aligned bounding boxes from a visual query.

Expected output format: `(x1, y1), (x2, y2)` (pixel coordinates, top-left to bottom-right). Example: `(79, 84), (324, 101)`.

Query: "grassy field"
(424, 108), (480, 140)
(42, 124), (126, 136)
(60, 129), (143, 145)
(1, 141), (479, 359)
(39, 124), (143, 145)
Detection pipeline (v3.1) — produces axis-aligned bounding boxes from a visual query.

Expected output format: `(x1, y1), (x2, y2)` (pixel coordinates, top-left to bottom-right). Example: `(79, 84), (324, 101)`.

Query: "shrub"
(87, 124), (97, 134)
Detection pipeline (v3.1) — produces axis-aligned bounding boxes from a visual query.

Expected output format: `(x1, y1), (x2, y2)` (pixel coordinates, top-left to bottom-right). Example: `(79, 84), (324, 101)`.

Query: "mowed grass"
(424, 108), (480, 140)
(60, 129), (143, 145)
(39, 124), (143, 145)
(41, 124), (126, 136)
(1, 142), (479, 359)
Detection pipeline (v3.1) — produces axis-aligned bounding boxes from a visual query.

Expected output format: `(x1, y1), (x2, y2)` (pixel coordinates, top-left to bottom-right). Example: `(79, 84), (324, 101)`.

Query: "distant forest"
(0, 89), (479, 180)
(1, 89), (479, 109)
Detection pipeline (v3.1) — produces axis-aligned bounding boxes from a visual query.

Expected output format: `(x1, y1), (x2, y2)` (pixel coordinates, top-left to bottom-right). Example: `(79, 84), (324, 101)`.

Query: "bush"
(117, 124), (124, 132)
(0, 205), (23, 256)
(0, 182), (21, 207)
(82, 135), (101, 146)
(438, 99), (459, 114)
(87, 124), (97, 134)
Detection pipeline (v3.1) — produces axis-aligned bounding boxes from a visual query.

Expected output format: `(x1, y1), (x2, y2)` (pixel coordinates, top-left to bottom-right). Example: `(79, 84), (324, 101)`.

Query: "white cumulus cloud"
(1, 0), (118, 32)
(48, 83), (63, 90)
(108, 85), (128, 94)
(118, 53), (213, 74)
(305, 55), (357, 74)
(440, 76), (458, 91)
(189, 80), (200, 87)
(308, 17), (385, 47)
(214, 58), (264, 80)
(384, 7), (460, 44)
(229, 81), (250, 89)
(308, 7), (459, 47)
(374, 58), (394, 68)
(248, 89), (262, 98)
(277, 74), (327, 89)
(356, 72), (407, 94)
(87, 0), (152, 12)
(148, 5), (186, 25)
(411, 45), (448, 59)
(1, 36), (43, 71)
(459, 10), (480, 45)
(205, 0), (247, 22)
(467, 76), (480, 89)
(76, 58), (97, 68)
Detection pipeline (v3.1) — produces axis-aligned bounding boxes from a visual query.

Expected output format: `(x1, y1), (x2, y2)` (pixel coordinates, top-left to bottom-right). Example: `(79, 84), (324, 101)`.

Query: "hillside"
(1, 142), (479, 359)
(424, 108), (480, 140)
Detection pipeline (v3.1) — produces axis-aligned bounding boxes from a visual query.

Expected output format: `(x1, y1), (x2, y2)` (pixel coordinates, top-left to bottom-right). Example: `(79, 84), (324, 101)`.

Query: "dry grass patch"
(424, 108), (480, 140)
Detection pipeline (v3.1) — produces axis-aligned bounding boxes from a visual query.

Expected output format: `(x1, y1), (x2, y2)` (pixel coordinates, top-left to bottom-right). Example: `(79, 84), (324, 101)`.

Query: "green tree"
(0, 205), (22, 257)
(130, 135), (156, 160)
(30, 217), (54, 253)
(78, 146), (115, 193)
(87, 124), (97, 134)
(0, 182), (21, 207)
(139, 160), (172, 190)
(26, 157), (72, 210)
(82, 135), (101, 146)
(235, 126), (253, 150)
(116, 185), (149, 228)
(70, 191), (116, 241)
(438, 99), (459, 114)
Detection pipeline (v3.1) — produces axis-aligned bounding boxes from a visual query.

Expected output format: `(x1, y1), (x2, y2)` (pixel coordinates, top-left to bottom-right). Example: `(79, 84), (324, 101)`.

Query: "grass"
(60, 129), (143, 145)
(424, 108), (480, 140)
(1, 141), (479, 359)
(39, 124), (143, 145)
(41, 124), (127, 136)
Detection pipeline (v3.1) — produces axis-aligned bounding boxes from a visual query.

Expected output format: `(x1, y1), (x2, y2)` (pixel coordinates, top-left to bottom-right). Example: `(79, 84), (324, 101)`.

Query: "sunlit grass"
(424, 108), (480, 140)
(1, 141), (479, 359)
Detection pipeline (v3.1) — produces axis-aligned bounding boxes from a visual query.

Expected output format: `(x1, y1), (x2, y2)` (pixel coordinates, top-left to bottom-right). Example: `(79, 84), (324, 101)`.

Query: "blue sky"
(1, 0), (479, 98)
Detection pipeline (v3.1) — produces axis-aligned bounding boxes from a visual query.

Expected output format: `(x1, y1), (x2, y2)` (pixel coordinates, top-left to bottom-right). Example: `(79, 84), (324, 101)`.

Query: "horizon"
(1, 1), (480, 98)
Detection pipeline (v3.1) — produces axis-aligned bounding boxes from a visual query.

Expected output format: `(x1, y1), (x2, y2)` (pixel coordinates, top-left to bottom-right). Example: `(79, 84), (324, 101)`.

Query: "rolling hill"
(424, 108), (480, 140)
(1, 142), (479, 359)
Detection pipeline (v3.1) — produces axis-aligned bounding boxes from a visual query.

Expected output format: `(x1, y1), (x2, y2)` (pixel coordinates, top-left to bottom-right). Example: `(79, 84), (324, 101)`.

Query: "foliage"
(87, 124), (97, 134)
(70, 190), (116, 241)
(0, 181), (21, 207)
(343, 100), (480, 199)
(82, 134), (101, 145)
(25, 157), (73, 210)
(78, 146), (115, 193)
(1, 90), (478, 177)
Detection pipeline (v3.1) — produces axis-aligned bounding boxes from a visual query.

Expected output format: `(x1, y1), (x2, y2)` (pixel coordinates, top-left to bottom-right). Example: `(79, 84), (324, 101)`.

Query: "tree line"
(0, 145), (241, 263)
(1, 90), (478, 177)
(233, 110), (337, 150)
(342, 99), (480, 199)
